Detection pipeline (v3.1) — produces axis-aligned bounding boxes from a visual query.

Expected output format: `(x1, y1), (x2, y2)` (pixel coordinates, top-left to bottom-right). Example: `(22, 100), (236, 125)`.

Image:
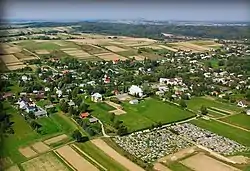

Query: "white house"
(129, 99), (139, 105)
(129, 85), (143, 97)
(56, 89), (63, 98)
(246, 110), (250, 116)
(44, 87), (50, 92)
(237, 101), (247, 108)
(91, 93), (103, 102)
(21, 75), (28, 82)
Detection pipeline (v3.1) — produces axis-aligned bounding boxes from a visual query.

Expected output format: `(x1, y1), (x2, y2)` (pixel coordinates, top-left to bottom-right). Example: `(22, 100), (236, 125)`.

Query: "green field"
(186, 97), (241, 114)
(1, 102), (76, 164)
(17, 41), (62, 50)
(220, 114), (250, 130)
(190, 119), (250, 146)
(75, 142), (128, 171)
(91, 98), (195, 132)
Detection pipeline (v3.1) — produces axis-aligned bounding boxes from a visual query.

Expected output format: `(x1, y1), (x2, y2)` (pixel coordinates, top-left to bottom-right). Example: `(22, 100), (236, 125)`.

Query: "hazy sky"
(3, 0), (250, 22)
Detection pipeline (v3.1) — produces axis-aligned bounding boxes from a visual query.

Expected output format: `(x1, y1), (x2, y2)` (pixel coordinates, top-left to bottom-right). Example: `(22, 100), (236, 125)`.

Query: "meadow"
(91, 98), (195, 132)
(190, 119), (250, 147)
(219, 114), (250, 130)
(186, 96), (241, 114)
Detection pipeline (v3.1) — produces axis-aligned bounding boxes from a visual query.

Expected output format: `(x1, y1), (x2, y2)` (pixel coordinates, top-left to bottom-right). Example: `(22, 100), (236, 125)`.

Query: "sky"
(3, 0), (250, 22)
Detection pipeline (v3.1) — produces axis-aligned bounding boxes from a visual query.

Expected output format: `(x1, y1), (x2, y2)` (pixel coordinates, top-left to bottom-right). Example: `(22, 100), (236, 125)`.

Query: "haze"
(3, 0), (250, 22)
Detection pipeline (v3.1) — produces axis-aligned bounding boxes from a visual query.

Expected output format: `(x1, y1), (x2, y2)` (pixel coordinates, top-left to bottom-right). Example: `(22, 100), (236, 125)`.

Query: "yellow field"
(21, 152), (69, 171)
(96, 52), (127, 61)
(105, 45), (126, 52)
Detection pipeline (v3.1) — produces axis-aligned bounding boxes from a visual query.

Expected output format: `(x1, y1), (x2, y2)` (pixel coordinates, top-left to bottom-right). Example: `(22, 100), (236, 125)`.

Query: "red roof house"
(80, 112), (90, 119)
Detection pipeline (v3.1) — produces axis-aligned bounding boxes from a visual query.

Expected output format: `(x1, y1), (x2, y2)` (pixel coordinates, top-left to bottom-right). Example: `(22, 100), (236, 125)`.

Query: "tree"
(117, 125), (128, 136)
(30, 121), (41, 131)
(200, 105), (208, 115)
(79, 102), (89, 113)
(110, 113), (115, 122)
(245, 90), (250, 101)
(179, 100), (187, 108)
(72, 130), (82, 142)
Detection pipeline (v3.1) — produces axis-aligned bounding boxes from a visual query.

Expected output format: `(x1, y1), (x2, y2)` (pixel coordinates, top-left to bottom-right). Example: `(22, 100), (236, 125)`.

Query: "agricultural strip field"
(75, 141), (128, 171)
(91, 139), (145, 171)
(44, 134), (69, 146)
(219, 114), (250, 130)
(186, 97), (241, 114)
(5, 165), (21, 171)
(79, 44), (108, 54)
(180, 153), (240, 171)
(153, 163), (172, 171)
(17, 41), (62, 50)
(190, 119), (250, 146)
(55, 145), (99, 171)
(21, 152), (70, 171)
(96, 52), (127, 61)
(105, 45), (127, 52)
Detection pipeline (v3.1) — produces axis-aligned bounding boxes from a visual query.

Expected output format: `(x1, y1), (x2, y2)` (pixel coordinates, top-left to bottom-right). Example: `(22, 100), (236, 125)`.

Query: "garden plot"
(14, 52), (38, 61)
(55, 145), (99, 171)
(44, 134), (68, 145)
(104, 45), (126, 52)
(96, 52), (127, 61)
(0, 54), (20, 64)
(31, 142), (50, 153)
(21, 152), (69, 171)
(91, 139), (145, 171)
(35, 50), (50, 55)
(181, 153), (240, 171)
(18, 147), (37, 158)
(135, 45), (163, 50)
(0, 46), (22, 55)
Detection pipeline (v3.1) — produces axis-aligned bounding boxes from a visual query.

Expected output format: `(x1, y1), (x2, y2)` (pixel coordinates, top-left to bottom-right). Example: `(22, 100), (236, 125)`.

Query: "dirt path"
(23, 48), (40, 59)
(91, 139), (145, 171)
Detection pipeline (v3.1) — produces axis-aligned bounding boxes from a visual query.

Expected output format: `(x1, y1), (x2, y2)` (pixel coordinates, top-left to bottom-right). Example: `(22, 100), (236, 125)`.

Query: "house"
(91, 93), (103, 102)
(156, 91), (164, 96)
(129, 85), (143, 97)
(80, 112), (90, 119)
(246, 110), (250, 116)
(44, 87), (50, 92)
(34, 107), (48, 117)
(89, 117), (98, 123)
(68, 100), (75, 106)
(21, 75), (28, 82)
(237, 100), (248, 108)
(129, 99), (139, 105)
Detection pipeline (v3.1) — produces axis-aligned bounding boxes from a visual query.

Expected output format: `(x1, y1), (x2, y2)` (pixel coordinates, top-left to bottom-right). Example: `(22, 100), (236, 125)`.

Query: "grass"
(219, 114), (250, 130)
(190, 118), (250, 146)
(206, 59), (219, 68)
(91, 98), (195, 132)
(167, 162), (194, 171)
(75, 141), (128, 171)
(207, 109), (225, 118)
(18, 41), (61, 50)
(1, 102), (76, 165)
(80, 44), (107, 54)
(96, 102), (116, 111)
(186, 96), (241, 114)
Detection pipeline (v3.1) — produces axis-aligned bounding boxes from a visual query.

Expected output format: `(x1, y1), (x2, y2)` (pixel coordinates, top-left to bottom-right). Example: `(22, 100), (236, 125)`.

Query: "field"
(180, 153), (240, 171)
(186, 96), (241, 114)
(61, 47), (94, 60)
(153, 163), (172, 171)
(44, 134), (69, 146)
(91, 98), (195, 132)
(91, 138), (144, 171)
(219, 114), (250, 130)
(17, 41), (62, 50)
(105, 45), (127, 52)
(96, 52), (127, 61)
(55, 145), (99, 171)
(21, 152), (69, 171)
(190, 118), (250, 146)
(1, 102), (76, 165)
(75, 141), (128, 171)
(31, 142), (50, 153)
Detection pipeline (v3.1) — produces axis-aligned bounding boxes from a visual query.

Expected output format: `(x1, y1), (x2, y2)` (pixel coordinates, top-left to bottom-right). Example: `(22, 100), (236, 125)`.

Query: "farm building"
(89, 117), (98, 123)
(237, 100), (248, 108)
(91, 93), (103, 102)
(247, 110), (250, 116)
(129, 99), (139, 105)
(129, 85), (143, 97)
(17, 98), (47, 117)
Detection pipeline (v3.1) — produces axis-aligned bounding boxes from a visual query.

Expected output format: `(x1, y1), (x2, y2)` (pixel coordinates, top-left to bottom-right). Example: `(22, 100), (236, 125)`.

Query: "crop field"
(55, 145), (99, 171)
(18, 147), (37, 158)
(96, 52), (127, 61)
(31, 142), (50, 153)
(180, 153), (240, 171)
(17, 41), (62, 51)
(91, 138), (144, 171)
(186, 97), (241, 114)
(35, 49), (50, 54)
(44, 134), (69, 146)
(5, 165), (21, 171)
(129, 55), (146, 60)
(190, 119), (250, 146)
(75, 141), (127, 171)
(158, 45), (178, 52)
(21, 152), (69, 171)
(105, 45), (127, 52)
(219, 114), (250, 130)
(79, 44), (108, 54)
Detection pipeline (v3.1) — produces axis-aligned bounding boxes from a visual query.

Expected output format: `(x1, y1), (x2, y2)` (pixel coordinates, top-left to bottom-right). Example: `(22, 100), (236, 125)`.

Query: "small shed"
(80, 112), (90, 119)
(91, 93), (102, 102)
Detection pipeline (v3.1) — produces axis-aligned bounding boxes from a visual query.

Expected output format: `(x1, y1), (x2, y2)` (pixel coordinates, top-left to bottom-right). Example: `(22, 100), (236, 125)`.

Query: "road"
(23, 48), (40, 59)
(98, 119), (110, 137)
